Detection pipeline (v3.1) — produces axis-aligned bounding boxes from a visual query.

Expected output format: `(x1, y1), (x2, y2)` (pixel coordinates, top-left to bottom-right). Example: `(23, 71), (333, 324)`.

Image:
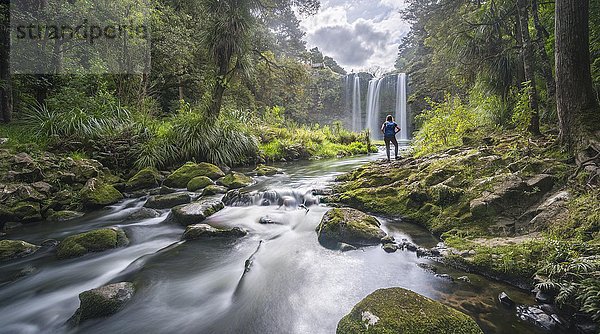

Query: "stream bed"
(0, 150), (547, 334)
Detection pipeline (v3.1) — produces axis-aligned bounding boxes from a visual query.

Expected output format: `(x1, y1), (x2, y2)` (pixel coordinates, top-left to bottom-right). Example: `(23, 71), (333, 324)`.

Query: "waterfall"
(395, 73), (408, 141)
(366, 78), (383, 139)
(352, 75), (362, 131)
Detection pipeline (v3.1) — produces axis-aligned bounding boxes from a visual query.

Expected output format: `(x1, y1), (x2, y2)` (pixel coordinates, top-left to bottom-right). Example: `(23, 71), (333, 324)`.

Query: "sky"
(299, 0), (410, 73)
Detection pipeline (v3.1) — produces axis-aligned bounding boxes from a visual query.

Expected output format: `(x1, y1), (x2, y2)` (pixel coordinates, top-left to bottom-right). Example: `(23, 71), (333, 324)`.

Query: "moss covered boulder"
(126, 167), (160, 191)
(217, 172), (253, 189)
(170, 199), (225, 226)
(316, 208), (386, 248)
(202, 185), (229, 196)
(144, 193), (190, 209)
(80, 178), (123, 208)
(11, 202), (42, 222)
(164, 162), (225, 188)
(182, 224), (247, 240)
(0, 240), (40, 262)
(70, 282), (135, 325)
(253, 164), (281, 176)
(187, 176), (215, 192)
(56, 227), (129, 259)
(337, 288), (483, 334)
(47, 210), (84, 222)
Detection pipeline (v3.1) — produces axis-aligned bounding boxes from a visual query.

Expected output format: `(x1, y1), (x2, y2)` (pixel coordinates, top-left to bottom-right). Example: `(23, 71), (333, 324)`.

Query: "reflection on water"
(0, 149), (545, 334)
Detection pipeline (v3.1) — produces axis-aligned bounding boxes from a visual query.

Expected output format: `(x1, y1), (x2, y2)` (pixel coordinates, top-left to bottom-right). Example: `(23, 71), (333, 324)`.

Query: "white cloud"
(299, 0), (410, 72)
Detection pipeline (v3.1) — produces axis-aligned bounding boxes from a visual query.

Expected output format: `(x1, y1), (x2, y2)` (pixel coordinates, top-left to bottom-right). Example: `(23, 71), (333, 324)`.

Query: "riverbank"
(326, 131), (600, 327)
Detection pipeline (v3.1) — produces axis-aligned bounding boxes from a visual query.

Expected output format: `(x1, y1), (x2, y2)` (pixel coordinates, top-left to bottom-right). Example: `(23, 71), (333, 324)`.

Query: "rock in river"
(217, 172), (254, 189)
(0, 240), (40, 262)
(80, 178), (123, 208)
(164, 162), (225, 188)
(182, 224), (247, 240)
(186, 176), (215, 192)
(56, 227), (129, 259)
(144, 193), (191, 210)
(337, 288), (483, 334)
(315, 208), (386, 248)
(170, 199), (225, 226)
(125, 167), (161, 191)
(70, 282), (135, 325)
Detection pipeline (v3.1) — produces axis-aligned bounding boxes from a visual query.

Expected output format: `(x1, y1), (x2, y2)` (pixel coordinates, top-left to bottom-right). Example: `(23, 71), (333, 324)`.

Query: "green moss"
(56, 228), (129, 259)
(80, 180), (123, 208)
(202, 185), (229, 195)
(217, 172), (253, 189)
(253, 164), (280, 176)
(0, 240), (40, 262)
(126, 167), (160, 190)
(164, 162), (225, 188)
(186, 176), (214, 191)
(11, 202), (42, 222)
(337, 288), (483, 334)
(316, 208), (386, 247)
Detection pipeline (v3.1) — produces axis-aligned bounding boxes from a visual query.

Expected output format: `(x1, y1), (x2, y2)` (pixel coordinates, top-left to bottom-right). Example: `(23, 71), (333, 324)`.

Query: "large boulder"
(186, 176), (215, 192)
(10, 202), (42, 222)
(0, 240), (40, 262)
(56, 227), (129, 259)
(126, 167), (160, 191)
(70, 282), (135, 325)
(182, 224), (247, 240)
(202, 185), (229, 196)
(80, 178), (123, 208)
(217, 172), (254, 189)
(253, 164), (281, 176)
(170, 199), (225, 226)
(144, 193), (190, 209)
(316, 208), (386, 248)
(164, 162), (225, 188)
(47, 210), (84, 222)
(337, 288), (483, 334)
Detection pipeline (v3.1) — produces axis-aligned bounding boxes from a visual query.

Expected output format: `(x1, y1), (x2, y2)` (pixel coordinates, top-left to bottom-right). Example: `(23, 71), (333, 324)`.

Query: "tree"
(517, 0), (541, 135)
(0, 0), (11, 123)
(555, 0), (600, 161)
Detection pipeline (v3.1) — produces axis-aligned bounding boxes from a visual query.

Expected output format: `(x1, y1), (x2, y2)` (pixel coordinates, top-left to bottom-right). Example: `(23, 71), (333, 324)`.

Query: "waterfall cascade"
(352, 75), (362, 131)
(365, 78), (383, 139)
(395, 73), (408, 141)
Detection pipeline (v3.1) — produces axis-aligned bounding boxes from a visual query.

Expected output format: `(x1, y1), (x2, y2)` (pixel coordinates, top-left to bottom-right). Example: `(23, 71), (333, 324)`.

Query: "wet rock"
(158, 186), (178, 195)
(403, 241), (418, 252)
(144, 193), (190, 210)
(164, 162), (225, 188)
(573, 313), (599, 334)
(253, 164), (281, 176)
(222, 189), (254, 206)
(316, 208), (387, 248)
(516, 305), (558, 331)
(258, 216), (281, 225)
(170, 199), (225, 226)
(337, 288), (483, 334)
(186, 176), (214, 192)
(338, 243), (357, 252)
(40, 239), (59, 248)
(10, 202), (42, 222)
(56, 227), (129, 259)
(217, 172), (254, 189)
(47, 210), (84, 222)
(125, 207), (160, 221)
(126, 167), (160, 191)
(201, 185), (228, 196)
(417, 263), (437, 273)
(381, 235), (395, 244)
(498, 292), (514, 307)
(0, 240), (40, 262)
(534, 288), (555, 304)
(416, 247), (432, 257)
(457, 276), (471, 283)
(382, 243), (398, 253)
(435, 274), (454, 281)
(182, 224), (247, 240)
(70, 282), (135, 325)
(80, 178), (123, 208)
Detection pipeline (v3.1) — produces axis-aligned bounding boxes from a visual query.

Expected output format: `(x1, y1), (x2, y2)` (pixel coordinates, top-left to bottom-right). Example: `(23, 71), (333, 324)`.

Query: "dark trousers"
(384, 136), (398, 160)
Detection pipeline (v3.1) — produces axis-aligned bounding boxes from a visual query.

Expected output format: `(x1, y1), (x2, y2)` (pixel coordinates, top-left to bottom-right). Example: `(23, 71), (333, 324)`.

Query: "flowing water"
(0, 150), (547, 334)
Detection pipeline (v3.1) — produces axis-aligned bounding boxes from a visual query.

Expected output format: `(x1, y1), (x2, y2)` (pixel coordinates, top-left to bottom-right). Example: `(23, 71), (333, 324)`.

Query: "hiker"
(381, 115), (400, 162)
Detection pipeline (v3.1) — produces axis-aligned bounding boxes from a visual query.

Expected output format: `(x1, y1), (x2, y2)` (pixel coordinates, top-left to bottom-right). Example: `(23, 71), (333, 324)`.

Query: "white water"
(365, 78), (383, 139)
(395, 73), (408, 141)
(352, 75), (362, 132)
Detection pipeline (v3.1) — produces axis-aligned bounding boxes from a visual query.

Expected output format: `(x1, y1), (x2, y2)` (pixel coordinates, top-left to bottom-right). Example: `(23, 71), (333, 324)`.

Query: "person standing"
(381, 115), (400, 162)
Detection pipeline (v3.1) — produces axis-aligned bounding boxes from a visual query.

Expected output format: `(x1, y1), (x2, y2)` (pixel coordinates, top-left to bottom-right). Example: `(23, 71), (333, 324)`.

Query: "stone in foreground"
(182, 224), (247, 240)
(80, 178), (123, 208)
(186, 176), (215, 192)
(144, 193), (190, 209)
(316, 208), (386, 248)
(0, 240), (40, 262)
(70, 282), (135, 325)
(56, 227), (129, 259)
(164, 162), (225, 188)
(217, 172), (254, 189)
(170, 199), (225, 226)
(337, 288), (483, 334)
(126, 167), (160, 190)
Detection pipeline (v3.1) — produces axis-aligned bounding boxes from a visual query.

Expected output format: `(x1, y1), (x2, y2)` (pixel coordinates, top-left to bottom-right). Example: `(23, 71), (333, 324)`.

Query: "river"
(0, 149), (545, 334)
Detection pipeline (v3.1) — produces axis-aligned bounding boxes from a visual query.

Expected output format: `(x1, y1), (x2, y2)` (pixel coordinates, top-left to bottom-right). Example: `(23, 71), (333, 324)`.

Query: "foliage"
(511, 83), (534, 133)
(412, 94), (480, 156)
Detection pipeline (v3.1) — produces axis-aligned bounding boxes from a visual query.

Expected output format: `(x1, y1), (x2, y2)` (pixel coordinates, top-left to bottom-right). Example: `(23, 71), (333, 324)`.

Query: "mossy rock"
(144, 193), (190, 209)
(126, 167), (160, 191)
(11, 202), (42, 222)
(170, 199), (225, 226)
(202, 185), (229, 196)
(80, 178), (123, 208)
(56, 227), (129, 259)
(164, 162), (225, 188)
(182, 224), (247, 240)
(0, 240), (40, 262)
(254, 164), (281, 176)
(316, 208), (386, 248)
(70, 282), (135, 325)
(217, 172), (253, 189)
(337, 288), (483, 334)
(47, 210), (84, 222)
(186, 176), (215, 192)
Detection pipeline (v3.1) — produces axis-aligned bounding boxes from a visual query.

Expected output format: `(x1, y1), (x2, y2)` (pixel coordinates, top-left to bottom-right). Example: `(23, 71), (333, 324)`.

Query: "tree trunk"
(207, 55), (232, 120)
(0, 0), (12, 123)
(517, 0), (542, 136)
(532, 0), (556, 112)
(555, 0), (600, 158)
